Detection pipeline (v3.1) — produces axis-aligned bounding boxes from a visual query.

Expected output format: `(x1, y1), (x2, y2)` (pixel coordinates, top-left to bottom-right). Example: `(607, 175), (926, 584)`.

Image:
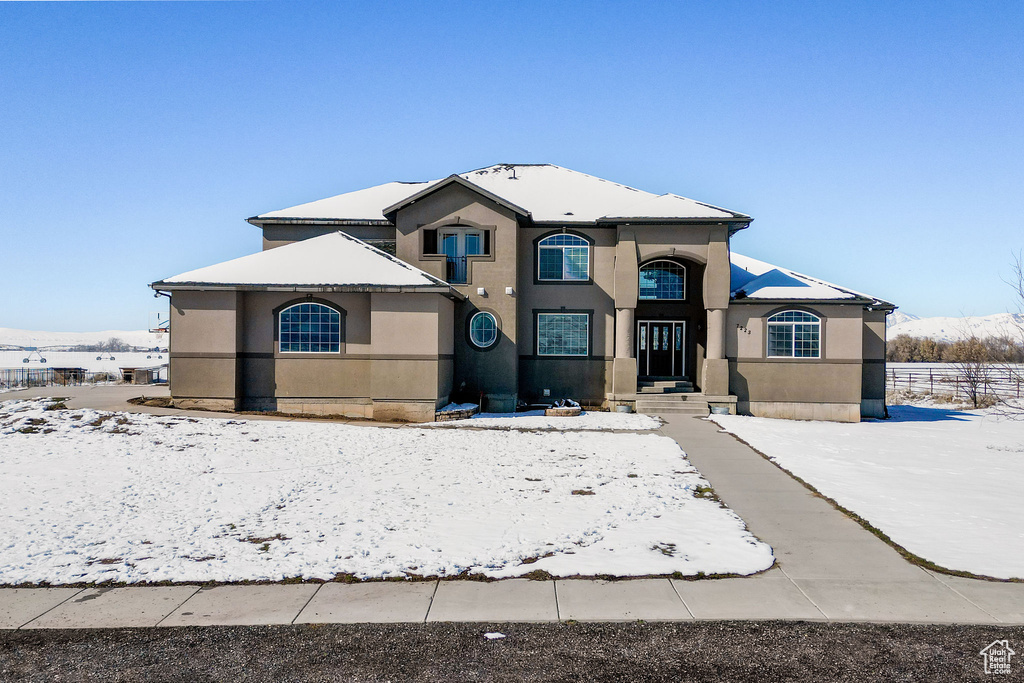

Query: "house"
(151, 164), (893, 422)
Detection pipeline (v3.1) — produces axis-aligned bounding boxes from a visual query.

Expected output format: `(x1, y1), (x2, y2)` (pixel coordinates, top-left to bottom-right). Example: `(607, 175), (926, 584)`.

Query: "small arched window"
(279, 302), (342, 353)
(538, 234), (590, 281)
(469, 311), (498, 348)
(767, 310), (820, 358)
(639, 260), (686, 300)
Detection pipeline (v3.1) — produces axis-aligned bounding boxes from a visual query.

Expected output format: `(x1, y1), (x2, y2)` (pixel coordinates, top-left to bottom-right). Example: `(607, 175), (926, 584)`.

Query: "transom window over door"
(538, 234), (589, 281)
(767, 310), (821, 358)
(639, 260), (686, 300)
(279, 302), (341, 353)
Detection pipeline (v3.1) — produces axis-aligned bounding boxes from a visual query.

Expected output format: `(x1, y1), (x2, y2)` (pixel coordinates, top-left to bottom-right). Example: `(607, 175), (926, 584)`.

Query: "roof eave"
(596, 217), (753, 226)
(729, 295), (895, 309)
(150, 282), (465, 300)
(246, 216), (393, 228)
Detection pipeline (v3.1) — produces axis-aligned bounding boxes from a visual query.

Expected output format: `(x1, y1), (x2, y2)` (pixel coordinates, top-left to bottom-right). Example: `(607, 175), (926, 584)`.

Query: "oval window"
(469, 311), (498, 348)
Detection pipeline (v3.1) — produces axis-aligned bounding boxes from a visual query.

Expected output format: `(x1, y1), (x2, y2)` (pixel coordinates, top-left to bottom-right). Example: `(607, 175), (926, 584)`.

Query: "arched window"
(469, 311), (498, 348)
(639, 260), (686, 300)
(538, 234), (590, 281)
(767, 310), (820, 358)
(279, 302), (342, 353)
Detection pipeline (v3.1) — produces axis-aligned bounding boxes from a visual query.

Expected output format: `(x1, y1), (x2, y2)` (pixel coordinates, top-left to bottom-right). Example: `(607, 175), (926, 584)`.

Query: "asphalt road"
(2, 622), (1021, 682)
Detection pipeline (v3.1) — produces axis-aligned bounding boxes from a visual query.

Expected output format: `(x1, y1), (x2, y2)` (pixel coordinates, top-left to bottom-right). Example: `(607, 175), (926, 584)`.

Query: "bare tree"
(946, 334), (991, 408)
(994, 251), (1024, 417)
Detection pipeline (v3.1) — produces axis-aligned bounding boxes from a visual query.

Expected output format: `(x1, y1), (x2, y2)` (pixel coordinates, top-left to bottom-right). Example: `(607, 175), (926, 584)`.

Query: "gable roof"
(383, 174), (531, 219)
(730, 252), (893, 308)
(250, 164), (751, 225)
(151, 231), (459, 296)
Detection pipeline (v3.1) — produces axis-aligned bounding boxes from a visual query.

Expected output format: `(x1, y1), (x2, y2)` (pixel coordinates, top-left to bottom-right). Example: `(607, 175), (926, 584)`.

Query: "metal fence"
(0, 368), (123, 392)
(886, 363), (1024, 399)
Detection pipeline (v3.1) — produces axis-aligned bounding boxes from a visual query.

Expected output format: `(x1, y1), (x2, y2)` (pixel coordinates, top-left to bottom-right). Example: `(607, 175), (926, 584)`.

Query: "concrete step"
(635, 394), (710, 416)
(638, 380), (693, 389)
(636, 404), (709, 415)
(633, 393), (707, 402)
(637, 386), (694, 394)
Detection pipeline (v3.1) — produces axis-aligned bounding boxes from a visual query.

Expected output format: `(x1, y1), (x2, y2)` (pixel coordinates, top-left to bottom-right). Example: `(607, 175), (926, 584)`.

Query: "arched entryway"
(634, 258), (706, 383)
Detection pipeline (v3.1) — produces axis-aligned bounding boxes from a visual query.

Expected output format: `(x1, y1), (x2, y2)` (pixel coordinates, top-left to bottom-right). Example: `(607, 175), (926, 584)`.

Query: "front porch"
(611, 377), (738, 416)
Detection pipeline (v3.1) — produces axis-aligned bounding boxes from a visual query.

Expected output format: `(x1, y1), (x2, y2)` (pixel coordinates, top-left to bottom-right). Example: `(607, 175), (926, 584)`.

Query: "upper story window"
(767, 310), (820, 358)
(538, 234), (589, 281)
(279, 302), (342, 353)
(639, 260), (686, 300)
(423, 226), (487, 284)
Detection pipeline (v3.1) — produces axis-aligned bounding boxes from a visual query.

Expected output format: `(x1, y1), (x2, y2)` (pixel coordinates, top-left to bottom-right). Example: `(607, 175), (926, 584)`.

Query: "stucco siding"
(394, 183), (519, 409)
(519, 358), (611, 404)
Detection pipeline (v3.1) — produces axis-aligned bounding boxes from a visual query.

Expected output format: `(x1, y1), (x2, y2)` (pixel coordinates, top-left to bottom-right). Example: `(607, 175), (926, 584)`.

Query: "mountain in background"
(887, 312), (1024, 343)
(0, 328), (164, 350)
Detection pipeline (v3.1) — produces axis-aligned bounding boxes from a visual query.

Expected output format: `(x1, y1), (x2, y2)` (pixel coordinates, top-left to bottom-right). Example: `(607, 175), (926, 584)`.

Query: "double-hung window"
(537, 312), (589, 356)
(537, 234), (589, 281)
(767, 310), (820, 358)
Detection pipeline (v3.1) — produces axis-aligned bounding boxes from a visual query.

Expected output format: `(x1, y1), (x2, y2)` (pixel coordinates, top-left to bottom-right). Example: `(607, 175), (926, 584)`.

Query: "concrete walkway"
(2, 393), (1023, 627)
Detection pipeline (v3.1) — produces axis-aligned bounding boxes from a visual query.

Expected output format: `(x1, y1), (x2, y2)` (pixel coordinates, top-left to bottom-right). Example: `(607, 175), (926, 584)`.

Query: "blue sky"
(1, 0), (1021, 330)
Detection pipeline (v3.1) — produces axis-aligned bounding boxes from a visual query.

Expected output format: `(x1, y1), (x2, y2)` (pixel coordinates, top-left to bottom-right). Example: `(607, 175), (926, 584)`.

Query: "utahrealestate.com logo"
(980, 640), (1015, 675)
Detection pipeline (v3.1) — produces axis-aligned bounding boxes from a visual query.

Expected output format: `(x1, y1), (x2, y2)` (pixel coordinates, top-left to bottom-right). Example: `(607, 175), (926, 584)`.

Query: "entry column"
(702, 228), (731, 396)
(611, 229), (639, 398)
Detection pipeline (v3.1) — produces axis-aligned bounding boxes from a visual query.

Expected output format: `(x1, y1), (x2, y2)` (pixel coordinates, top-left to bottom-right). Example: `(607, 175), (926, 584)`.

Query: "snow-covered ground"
(711, 407), (1024, 579)
(0, 328), (165, 350)
(887, 312), (1024, 342)
(424, 410), (662, 431)
(0, 398), (772, 585)
(0, 350), (168, 374)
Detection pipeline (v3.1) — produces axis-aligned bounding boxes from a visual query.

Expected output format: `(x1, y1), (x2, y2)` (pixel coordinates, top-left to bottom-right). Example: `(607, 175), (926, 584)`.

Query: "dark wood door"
(637, 321), (685, 377)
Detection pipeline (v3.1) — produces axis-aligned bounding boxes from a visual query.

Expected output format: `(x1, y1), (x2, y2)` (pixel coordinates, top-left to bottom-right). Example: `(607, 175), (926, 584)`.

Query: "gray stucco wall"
(168, 289), (453, 420)
(394, 183), (520, 412)
(726, 302), (869, 422)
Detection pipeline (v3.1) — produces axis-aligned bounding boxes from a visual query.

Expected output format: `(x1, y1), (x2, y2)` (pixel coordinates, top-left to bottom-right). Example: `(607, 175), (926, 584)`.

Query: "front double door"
(637, 320), (685, 378)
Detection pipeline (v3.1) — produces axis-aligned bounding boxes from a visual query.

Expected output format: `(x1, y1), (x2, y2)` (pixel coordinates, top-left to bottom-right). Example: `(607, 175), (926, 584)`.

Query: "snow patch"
(0, 398), (771, 585)
(421, 410), (662, 431)
(711, 408), (1024, 579)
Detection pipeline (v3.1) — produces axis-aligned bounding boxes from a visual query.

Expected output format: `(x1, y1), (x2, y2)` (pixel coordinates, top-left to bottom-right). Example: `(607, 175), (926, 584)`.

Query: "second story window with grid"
(639, 260), (686, 300)
(537, 234), (589, 281)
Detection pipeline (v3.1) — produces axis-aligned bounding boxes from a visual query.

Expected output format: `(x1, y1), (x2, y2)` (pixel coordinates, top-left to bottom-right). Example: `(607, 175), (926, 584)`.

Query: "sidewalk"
(2, 403), (1023, 628)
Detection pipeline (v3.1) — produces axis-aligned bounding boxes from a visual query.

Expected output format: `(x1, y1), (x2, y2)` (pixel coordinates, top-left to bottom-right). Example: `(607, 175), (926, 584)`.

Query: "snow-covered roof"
(730, 253), (893, 307)
(252, 164), (750, 224)
(256, 181), (434, 222)
(152, 232), (455, 293)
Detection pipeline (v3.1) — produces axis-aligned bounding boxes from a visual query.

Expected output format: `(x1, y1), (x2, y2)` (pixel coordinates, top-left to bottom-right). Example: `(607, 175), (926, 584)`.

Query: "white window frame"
(278, 302), (343, 354)
(537, 234), (590, 282)
(469, 311), (498, 349)
(766, 310), (821, 358)
(536, 312), (589, 356)
(438, 227), (485, 259)
(638, 260), (687, 300)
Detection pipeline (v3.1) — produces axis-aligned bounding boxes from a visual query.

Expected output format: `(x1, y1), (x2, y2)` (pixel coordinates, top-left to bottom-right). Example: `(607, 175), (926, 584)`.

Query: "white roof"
(257, 181), (434, 221)
(155, 232), (449, 289)
(730, 252), (891, 305)
(254, 164), (749, 224)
